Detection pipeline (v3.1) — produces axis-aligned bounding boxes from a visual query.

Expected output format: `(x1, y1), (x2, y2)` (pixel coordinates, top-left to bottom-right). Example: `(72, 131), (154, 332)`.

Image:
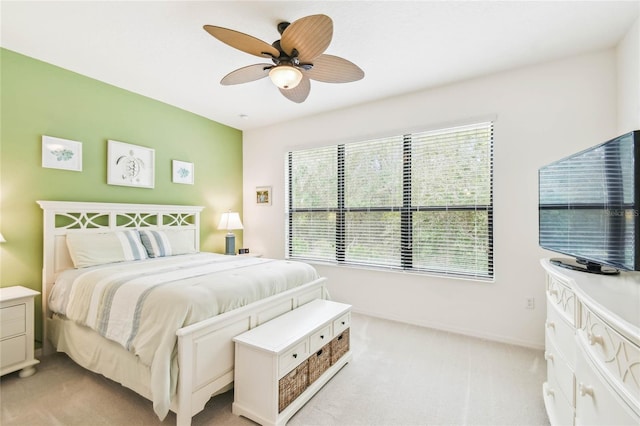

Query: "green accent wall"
(0, 48), (243, 343)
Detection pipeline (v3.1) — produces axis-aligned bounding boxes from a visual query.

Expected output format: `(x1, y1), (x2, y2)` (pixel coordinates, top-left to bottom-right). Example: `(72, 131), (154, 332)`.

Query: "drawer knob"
(579, 383), (594, 397)
(292, 353), (297, 359)
(545, 320), (555, 330)
(545, 387), (555, 397)
(341, 321), (346, 325)
(549, 288), (559, 297)
(320, 335), (325, 339)
(587, 333), (604, 346)
(544, 352), (554, 362)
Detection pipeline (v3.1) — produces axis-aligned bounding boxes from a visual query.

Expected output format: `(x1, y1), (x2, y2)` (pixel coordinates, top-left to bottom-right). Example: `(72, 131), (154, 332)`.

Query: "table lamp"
(217, 211), (243, 255)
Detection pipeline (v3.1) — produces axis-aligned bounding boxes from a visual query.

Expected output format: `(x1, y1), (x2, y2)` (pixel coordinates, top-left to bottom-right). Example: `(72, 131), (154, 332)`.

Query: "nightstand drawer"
(278, 340), (309, 378)
(0, 304), (26, 339)
(0, 334), (27, 368)
(0, 286), (40, 378)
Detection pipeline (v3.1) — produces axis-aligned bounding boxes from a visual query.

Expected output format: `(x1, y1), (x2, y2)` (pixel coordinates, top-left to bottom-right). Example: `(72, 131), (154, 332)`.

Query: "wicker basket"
(330, 328), (350, 365)
(278, 360), (308, 412)
(308, 343), (332, 384)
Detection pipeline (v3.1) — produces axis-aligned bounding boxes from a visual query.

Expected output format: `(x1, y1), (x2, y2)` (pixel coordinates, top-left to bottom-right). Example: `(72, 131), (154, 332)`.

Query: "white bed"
(37, 201), (329, 425)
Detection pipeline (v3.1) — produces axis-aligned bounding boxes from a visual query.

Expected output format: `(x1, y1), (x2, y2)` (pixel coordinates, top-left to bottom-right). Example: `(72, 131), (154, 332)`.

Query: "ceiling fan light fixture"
(269, 65), (303, 89)
(206, 14), (363, 102)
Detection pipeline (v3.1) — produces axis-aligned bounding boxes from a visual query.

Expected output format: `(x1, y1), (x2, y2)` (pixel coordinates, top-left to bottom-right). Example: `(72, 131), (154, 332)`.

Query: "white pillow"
(139, 229), (196, 258)
(66, 230), (148, 268)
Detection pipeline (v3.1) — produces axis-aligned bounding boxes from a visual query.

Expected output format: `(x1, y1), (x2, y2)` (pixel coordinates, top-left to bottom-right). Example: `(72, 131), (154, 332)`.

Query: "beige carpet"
(1, 313), (549, 426)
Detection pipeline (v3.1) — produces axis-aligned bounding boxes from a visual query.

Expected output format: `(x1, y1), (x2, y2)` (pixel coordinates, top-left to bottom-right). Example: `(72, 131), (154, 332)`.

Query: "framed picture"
(256, 186), (272, 205)
(107, 140), (155, 188)
(172, 160), (194, 185)
(42, 135), (82, 171)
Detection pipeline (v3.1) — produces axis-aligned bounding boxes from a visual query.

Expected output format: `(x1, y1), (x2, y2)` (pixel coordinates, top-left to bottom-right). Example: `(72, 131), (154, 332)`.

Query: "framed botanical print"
(42, 135), (82, 171)
(172, 160), (194, 184)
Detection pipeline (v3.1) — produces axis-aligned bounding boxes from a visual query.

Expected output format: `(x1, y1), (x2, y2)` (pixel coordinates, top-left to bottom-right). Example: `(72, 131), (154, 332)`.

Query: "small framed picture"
(107, 140), (155, 188)
(172, 160), (194, 185)
(42, 135), (82, 171)
(256, 186), (272, 205)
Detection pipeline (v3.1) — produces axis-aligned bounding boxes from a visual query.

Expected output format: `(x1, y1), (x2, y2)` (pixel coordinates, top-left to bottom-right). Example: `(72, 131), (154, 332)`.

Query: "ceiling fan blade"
(221, 64), (272, 85)
(280, 14), (333, 62)
(204, 25), (279, 58)
(306, 54), (365, 83)
(279, 76), (311, 103)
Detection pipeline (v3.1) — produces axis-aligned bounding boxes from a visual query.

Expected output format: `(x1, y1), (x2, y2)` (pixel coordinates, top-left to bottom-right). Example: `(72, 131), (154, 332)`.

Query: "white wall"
(617, 17), (640, 133)
(243, 49), (619, 349)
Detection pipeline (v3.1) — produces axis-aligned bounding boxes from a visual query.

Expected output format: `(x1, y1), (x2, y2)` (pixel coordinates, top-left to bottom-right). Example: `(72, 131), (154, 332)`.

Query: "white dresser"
(232, 299), (352, 426)
(0, 286), (40, 377)
(541, 259), (639, 425)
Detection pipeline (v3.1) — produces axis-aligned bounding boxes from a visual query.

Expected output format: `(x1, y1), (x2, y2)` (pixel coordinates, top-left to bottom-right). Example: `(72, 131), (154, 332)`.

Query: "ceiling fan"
(203, 14), (364, 103)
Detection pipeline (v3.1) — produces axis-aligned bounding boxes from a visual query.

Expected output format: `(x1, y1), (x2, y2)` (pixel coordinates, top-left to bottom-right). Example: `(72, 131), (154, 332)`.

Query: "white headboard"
(37, 201), (204, 330)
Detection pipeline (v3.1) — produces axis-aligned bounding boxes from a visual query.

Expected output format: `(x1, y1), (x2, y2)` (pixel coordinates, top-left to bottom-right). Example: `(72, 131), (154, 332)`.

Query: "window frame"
(286, 122), (494, 279)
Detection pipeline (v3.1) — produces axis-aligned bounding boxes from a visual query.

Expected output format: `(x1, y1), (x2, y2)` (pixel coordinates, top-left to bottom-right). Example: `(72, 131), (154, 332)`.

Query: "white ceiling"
(1, 1), (638, 131)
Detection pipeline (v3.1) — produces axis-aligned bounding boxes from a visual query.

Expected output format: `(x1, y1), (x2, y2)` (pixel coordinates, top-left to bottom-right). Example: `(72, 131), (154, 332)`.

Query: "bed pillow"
(66, 230), (148, 268)
(139, 229), (196, 258)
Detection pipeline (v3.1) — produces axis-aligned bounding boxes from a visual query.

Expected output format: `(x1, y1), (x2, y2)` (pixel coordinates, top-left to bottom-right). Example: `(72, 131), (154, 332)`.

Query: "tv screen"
(538, 130), (639, 273)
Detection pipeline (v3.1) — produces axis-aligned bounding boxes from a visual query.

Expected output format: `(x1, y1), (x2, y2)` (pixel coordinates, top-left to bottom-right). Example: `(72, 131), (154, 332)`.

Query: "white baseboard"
(351, 307), (545, 350)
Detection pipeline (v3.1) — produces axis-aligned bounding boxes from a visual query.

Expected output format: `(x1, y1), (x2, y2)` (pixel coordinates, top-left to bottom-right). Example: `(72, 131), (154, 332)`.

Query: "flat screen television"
(538, 130), (639, 274)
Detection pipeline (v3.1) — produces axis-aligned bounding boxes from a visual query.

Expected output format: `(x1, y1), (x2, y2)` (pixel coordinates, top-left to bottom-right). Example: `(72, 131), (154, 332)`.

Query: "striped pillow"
(139, 230), (172, 258)
(139, 229), (196, 258)
(66, 230), (148, 268)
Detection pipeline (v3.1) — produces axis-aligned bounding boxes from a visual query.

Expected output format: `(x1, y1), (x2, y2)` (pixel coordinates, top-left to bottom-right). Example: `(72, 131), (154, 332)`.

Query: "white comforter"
(50, 253), (319, 419)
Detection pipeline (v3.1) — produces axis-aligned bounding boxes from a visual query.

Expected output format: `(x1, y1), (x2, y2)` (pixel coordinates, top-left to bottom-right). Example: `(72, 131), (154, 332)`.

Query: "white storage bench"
(232, 299), (352, 426)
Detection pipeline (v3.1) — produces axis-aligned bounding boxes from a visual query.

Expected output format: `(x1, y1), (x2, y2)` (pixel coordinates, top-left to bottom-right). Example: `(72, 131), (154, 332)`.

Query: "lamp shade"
(269, 65), (303, 90)
(217, 212), (243, 231)
(0, 233), (5, 243)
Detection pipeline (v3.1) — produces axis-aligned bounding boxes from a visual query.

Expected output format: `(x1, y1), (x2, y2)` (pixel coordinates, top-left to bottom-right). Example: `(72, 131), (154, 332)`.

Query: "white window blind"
(286, 122), (494, 279)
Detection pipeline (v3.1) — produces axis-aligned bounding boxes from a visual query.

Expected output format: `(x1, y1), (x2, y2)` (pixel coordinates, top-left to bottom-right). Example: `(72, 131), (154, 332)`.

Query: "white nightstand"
(0, 286), (40, 378)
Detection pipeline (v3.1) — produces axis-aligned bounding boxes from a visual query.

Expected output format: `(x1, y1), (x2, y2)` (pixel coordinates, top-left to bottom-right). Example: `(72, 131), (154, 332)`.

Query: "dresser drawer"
(333, 311), (350, 335)
(545, 331), (575, 405)
(309, 325), (331, 353)
(546, 298), (576, 368)
(0, 334), (27, 369)
(578, 303), (640, 412)
(543, 379), (574, 426)
(0, 304), (26, 339)
(575, 347), (639, 425)
(547, 275), (576, 326)
(278, 340), (309, 378)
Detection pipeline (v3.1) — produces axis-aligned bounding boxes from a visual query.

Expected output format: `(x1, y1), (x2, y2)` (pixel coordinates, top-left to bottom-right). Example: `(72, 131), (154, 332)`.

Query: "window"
(286, 122), (494, 279)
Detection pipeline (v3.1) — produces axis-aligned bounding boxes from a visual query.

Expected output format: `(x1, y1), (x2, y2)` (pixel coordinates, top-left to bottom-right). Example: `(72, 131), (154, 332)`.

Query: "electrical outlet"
(526, 297), (535, 310)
